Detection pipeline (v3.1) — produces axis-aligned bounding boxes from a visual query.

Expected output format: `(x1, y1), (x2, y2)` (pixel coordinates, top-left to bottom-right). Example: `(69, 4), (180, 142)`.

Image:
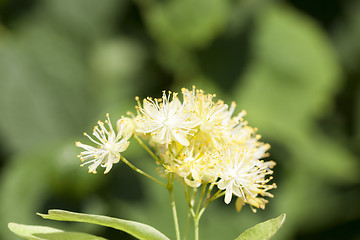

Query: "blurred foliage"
(0, 0), (359, 240)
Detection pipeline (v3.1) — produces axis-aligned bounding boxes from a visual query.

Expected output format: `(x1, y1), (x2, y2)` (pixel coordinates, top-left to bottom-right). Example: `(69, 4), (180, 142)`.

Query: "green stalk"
(191, 184), (221, 240)
(133, 135), (164, 164)
(192, 184), (207, 240)
(170, 189), (181, 240)
(183, 211), (191, 240)
(195, 184), (207, 216)
(168, 173), (181, 240)
(194, 217), (200, 240)
(209, 190), (225, 202)
(119, 155), (166, 188)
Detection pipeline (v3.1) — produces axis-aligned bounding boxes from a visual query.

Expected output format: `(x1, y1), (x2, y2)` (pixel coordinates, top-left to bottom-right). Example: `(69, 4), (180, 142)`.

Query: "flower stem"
(168, 173), (181, 240)
(194, 217), (200, 240)
(170, 189), (181, 240)
(190, 184), (207, 240)
(133, 135), (164, 164)
(195, 184), (207, 216)
(183, 210), (191, 240)
(120, 155), (166, 188)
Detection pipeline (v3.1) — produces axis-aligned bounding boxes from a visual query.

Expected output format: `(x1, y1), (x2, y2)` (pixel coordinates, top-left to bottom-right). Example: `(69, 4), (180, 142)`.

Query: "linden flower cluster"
(76, 87), (276, 211)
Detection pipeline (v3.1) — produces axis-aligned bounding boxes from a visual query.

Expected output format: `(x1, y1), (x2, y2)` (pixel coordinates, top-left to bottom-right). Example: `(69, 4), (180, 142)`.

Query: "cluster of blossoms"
(76, 87), (276, 211)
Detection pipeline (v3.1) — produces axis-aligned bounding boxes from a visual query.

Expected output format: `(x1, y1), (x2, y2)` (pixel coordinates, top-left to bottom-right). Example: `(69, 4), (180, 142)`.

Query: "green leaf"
(44, 0), (122, 40)
(145, 0), (229, 49)
(38, 209), (170, 240)
(233, 0), (358, 190)
(8, 223), (107, 240)
(0, 142), (108, 240)
(232, 4), (359, 239)
(333, 0), (360, 71)
(235, 214), (286, 240)
(0, 26), (88, 151)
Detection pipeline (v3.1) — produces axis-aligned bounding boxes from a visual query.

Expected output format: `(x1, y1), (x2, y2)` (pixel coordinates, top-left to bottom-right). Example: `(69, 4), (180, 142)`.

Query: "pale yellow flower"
(182, 87), (232, 138)
(136, 91), (198, 147)
(76, 114), (131, 174)
(216, 146), (276, 209)
(163, 144), (218, 187)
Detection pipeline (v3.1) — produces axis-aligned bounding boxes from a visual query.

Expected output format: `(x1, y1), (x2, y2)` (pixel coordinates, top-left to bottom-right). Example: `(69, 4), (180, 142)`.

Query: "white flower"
(136, 91), (198, 147)
(216, 146), (276, 208)
(76, 114), (131, 174)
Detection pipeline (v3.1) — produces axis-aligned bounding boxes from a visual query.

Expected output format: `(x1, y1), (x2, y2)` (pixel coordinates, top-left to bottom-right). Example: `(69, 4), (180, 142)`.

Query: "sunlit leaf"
(8, 223), (107, 240)
(235, 214), (286, 240)
(38, 209), (170, 240)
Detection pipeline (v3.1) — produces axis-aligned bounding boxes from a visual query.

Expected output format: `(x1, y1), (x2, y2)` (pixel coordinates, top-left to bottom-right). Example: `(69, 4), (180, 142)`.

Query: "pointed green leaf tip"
(37, 209), (170, 240)
(8, 222), (107, 240)
(235, 214), (286, 240)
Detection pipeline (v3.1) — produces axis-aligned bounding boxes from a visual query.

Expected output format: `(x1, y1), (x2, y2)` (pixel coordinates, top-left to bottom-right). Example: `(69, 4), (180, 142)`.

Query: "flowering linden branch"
(75, 86), (277, 240)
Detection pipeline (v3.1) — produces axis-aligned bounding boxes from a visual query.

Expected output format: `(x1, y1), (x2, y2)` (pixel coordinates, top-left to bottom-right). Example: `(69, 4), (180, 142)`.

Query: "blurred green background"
(0, 0), (359, 239)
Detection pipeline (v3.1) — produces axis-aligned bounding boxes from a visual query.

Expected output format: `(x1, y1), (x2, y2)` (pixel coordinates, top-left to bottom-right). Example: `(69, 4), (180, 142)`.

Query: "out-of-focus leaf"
(333, 1), (360, 71)
(227, 0), (270, 34)
(240, 8), (340, 127)
(0, 143), (105, 240)
(333, 0), (360, 151)
(232, 2), (359, 239)
(234, 3), (358, 181)
(356, 86), (360, 149)
(144, 0), (229, 49)
(235, 214), (286, 240)
(0, 26), (89, 151)
(90, 38), (145, 82)
(0, 0), (131, 151)
(141, 0), (230, 78)
(38, 209), (170, 240)
(0, 147), (54, 240)
(8, 223), (107, 240)
(89, 38), (145, 111)
(43, 0), (122, 40)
